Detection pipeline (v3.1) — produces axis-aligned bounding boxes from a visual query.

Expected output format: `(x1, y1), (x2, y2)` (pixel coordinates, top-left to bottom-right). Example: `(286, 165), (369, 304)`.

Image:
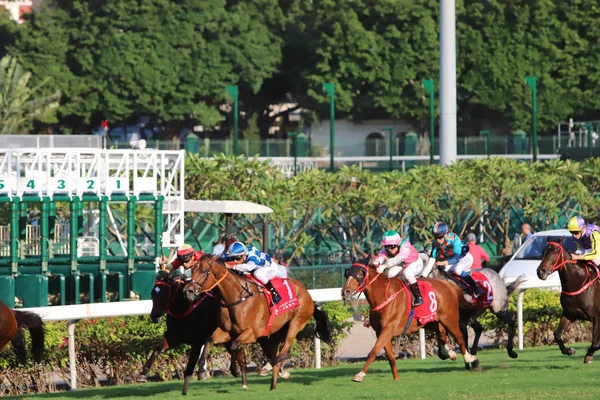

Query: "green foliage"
(184, 155), (600, 264)
(0, 55), (60, 134)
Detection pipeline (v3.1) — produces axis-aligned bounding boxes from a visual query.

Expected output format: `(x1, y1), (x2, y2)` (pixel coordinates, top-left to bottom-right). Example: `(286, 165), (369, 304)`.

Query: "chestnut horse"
(537, 239), (600, 363)
(0, 300), (45, 364)
(342, 255), (476, 382)
(183, 255), (331, 390)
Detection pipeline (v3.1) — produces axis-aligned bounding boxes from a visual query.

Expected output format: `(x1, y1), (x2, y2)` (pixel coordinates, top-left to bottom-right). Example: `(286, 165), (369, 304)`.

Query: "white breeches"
(253, 263), (288, 284)
(444, 253), (474, 276)
(387, 258), (425, 284)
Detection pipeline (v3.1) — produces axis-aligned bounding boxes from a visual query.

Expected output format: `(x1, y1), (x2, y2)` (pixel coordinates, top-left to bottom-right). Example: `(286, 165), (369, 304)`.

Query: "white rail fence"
(21, 279), (557, 390)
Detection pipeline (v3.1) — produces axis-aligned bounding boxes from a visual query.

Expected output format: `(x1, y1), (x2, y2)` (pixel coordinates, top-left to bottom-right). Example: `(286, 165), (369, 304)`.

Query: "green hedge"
(0, 302), (352, 396)
(184, 155), (600, 264)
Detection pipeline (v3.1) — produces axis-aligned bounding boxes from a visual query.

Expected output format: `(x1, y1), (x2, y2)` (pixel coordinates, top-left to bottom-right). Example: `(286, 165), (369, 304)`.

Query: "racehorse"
(140, 272), (246, 395)
(537, 239), (600, 364)
(183, 254), (332, 391)
(0, 300), (45, 364)
(423, 252), (524, 369)
(342, 255), (476, 382)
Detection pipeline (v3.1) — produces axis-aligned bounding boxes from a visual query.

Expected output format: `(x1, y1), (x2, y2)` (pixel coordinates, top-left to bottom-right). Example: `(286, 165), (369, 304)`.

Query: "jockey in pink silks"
(373, 230), (425, 306)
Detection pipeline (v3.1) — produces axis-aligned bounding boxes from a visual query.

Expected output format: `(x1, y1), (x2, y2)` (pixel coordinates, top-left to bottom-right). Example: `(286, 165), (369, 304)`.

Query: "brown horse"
(0, 300), (45, 364)
(341, 255), (476, 382)
(537, 239), (600, 363)
(183, 255), (331, 390)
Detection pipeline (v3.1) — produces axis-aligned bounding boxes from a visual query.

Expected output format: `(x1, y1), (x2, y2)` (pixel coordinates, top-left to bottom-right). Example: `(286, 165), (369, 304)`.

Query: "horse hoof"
(198, 371), (208, 381)
(352, 372), (365, 382)
(567, 348), (576, 356)
(584, 356), (593, 364)
(136, 375), (148, 383)
(471, 359), (480, 369)
(279, 370), (291, 380)
(242, 385), (248, 389)
(448, 350), (457, 361)
(508, 350), (518, 359)
(464, 354), (477, 364)
(464, 363), (471, 371)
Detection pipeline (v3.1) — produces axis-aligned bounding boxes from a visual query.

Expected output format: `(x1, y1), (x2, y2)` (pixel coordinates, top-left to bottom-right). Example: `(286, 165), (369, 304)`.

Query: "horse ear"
(558, 236), (565, 244)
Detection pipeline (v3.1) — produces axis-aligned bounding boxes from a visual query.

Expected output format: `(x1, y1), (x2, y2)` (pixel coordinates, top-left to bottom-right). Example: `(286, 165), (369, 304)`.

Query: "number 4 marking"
(26, 180), (35, 189)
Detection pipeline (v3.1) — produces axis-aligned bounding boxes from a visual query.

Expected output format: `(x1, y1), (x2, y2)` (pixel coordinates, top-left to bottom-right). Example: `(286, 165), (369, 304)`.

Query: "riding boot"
(409, 282), (424, 307)
(265, 281), (282, 306)
(462, 274), (483, 298)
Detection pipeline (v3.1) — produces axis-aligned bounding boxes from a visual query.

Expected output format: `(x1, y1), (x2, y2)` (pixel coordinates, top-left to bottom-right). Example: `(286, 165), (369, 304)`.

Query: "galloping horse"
(424, 253), (524, 368)
(342, 255), (476, 382)
(183, 255), (332, 391)
(537, 239), (600, 363)
(0, 300), (45, 364)
(140, 272), (246, 395)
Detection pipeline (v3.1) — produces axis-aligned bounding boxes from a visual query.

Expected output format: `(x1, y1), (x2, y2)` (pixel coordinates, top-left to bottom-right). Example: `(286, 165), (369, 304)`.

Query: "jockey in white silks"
(222, 241), (288, 306)
(373, 230), (425, 306)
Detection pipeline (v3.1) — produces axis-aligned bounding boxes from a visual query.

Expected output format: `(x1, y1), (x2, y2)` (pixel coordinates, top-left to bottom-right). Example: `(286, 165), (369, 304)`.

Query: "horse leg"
(230, 328), (258, 351)
(269, 319), (308, 391)
(10, 328), (26, 364)
(459, 320), (472, 370)
(383, 341), (399, 381)
(584, 316), (600, 364)
(139, 337), (169, 380)
(554, 315), (576, 356)
(197, 341), (211, 381)
(440, 318), (476, 364)
(437, 324), (451, 360)
(353, 326), (395, 382)
(182, 338), (207, 395)
(495, 310), (518, 359)
(234, 345), (248, 388)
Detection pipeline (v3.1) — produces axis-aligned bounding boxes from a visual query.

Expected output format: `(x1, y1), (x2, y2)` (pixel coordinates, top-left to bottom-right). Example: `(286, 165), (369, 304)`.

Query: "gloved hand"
(376, 263), (386, 274)
(574, 250), (583, 255)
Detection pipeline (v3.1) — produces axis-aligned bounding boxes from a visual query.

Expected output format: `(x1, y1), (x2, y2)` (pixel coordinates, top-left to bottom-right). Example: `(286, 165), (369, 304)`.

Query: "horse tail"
(13, 310), (45, 363)
(505, 275), (527, 296)
(312, 303), (332, 344)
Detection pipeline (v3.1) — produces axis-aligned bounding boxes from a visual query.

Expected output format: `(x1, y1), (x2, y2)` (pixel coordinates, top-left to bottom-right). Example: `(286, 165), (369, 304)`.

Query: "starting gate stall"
(0, 148), (185, 307)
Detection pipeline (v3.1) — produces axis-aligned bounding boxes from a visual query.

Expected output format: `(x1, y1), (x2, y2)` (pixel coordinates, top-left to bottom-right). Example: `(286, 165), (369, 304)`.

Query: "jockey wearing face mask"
(223, 241), (288, 306)
(374, 230), (425, 306)
(426, 222), (483, 298)
(568, 216), (600, 265)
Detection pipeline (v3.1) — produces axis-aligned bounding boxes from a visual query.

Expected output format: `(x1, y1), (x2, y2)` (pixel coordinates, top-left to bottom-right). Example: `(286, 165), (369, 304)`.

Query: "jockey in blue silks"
(222, 241), (288, 306)
(425, 222), (483, 298)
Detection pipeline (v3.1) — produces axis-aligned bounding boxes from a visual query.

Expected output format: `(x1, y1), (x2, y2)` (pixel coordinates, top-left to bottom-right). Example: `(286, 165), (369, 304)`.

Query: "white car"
(498, 229), (577, 289)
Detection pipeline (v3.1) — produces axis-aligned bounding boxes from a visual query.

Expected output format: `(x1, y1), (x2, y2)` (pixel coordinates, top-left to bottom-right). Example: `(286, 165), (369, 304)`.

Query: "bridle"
(545, 242), (577, 273)
(346, 262), (382, 294)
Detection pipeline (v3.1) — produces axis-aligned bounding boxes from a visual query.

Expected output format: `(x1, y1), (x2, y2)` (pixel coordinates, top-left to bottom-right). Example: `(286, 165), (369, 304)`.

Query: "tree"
(0, 55), (60, 135)
(13, 0), (284, 136)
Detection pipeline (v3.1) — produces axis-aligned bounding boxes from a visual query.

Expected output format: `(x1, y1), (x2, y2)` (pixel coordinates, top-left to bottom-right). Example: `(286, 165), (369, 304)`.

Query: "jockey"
(428, 222), (483, 298)
(567, 216), (600, 265)
(160, 244), (204, 279)
(224, 241), (288, 306)
(374, 230), (425, 306)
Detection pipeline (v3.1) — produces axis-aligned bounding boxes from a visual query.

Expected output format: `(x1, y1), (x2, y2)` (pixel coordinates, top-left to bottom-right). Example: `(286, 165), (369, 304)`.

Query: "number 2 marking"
(483, 280), (493, 301)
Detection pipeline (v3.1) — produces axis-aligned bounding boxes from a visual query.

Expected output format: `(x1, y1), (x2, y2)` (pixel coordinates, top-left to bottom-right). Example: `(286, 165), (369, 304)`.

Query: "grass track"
(12, 344), (600, 400)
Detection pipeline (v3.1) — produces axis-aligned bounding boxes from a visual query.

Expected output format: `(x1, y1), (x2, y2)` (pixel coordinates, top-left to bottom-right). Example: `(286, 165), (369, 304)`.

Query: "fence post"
(314, 336), (322, 369)
(419, 328), (426, 359)
(68, 319), (78, 390)
(517, 289), (525, 350)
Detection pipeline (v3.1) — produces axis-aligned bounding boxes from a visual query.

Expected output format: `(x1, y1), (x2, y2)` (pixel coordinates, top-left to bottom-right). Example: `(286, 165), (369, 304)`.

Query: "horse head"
(537, 237), (572, 280)
(150, 271), (177, 323)
(342, 254), (377, 301)
(183, 254), (222, 302)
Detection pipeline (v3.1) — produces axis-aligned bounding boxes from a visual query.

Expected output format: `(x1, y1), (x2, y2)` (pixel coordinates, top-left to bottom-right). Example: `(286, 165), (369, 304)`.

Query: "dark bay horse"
(537, 239), (600, 364)
(423, 253), (524, 369)
(183, 255), (332, 391)
(342, 255), (475, 382)
(0, 300), (44, 364)
(140, 272), (246, 395)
